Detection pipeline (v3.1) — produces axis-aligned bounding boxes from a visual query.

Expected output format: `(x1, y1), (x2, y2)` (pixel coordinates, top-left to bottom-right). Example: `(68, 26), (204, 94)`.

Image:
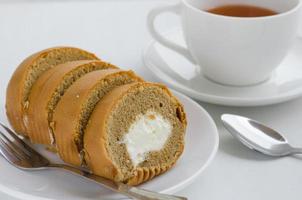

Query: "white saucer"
(0, 90), (219, 200)
(143, 28), (302, 106)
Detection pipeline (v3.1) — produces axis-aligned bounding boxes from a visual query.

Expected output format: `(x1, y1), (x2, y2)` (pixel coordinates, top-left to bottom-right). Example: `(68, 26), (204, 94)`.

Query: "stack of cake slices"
(6, 47), (187, 185)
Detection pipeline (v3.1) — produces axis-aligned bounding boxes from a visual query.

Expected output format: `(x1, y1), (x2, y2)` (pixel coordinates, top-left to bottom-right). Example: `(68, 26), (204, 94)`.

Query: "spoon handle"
(291, 147), (302, 154)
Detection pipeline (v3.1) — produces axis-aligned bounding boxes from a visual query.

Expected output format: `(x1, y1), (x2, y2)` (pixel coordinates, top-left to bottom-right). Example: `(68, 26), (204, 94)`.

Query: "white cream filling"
(121, 111), (172, 167)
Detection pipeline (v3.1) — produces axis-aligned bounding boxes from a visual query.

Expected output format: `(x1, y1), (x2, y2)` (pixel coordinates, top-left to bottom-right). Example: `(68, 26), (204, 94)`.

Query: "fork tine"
(0, 122), (24, 141)
(0, 134), (21, 163)
(0, 122), (50, 168)
(0, 122), (43, 157)
(0, 133), (35, 168)
(0, 130), (30, 160)
(0, 122), (30, 147)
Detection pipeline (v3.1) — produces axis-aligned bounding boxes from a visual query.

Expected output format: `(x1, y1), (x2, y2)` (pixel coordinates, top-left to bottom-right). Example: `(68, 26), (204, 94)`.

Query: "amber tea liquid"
(206, 5), (278, 17)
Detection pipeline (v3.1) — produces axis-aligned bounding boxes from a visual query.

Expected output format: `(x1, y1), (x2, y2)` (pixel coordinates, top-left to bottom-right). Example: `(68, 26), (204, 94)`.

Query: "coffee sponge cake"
(5, 47), (187, 186)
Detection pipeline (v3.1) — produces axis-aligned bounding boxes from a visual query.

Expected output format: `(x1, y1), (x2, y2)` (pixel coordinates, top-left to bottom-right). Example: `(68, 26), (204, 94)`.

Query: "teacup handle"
(147, 3), (196, 64)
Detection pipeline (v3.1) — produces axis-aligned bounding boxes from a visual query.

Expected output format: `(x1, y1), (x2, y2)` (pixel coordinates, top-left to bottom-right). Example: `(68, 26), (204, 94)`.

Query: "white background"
(0, 0), (302, 199)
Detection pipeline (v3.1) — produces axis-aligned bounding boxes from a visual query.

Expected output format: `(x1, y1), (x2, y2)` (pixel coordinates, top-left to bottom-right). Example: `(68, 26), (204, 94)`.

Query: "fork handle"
(49, 164), (187, 200)
(117, 183), (187, 200)
(89, 174), (187, 200)
(290, 147), (302, 154)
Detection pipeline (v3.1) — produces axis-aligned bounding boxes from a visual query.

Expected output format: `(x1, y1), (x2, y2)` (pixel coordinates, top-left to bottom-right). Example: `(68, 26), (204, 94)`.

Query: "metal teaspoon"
(221, 114), (302, 156)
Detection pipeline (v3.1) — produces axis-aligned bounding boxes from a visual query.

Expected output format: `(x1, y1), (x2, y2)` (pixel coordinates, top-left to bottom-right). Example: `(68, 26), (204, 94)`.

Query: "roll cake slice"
(6, 47), (99, 136)
(84, 82), (187, 185)
(53, 69), (143, 166)
(26, 60), (117, 145)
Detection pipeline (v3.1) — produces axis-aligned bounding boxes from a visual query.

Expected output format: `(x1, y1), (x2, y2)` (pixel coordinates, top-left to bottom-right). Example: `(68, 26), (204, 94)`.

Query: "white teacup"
(148, 0), (302, 86)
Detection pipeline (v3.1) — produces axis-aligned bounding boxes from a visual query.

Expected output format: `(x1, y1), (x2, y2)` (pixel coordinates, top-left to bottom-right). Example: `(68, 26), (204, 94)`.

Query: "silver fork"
(0, 122), (187, 200)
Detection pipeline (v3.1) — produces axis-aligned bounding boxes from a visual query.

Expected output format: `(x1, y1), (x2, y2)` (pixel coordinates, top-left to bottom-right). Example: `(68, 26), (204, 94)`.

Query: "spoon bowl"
(221, 114), (302, 156)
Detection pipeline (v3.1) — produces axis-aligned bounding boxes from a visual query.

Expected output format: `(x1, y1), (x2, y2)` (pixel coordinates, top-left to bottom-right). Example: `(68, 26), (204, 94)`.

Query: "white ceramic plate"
(0, 90), (219, 200)
(143, 28), (302, 106)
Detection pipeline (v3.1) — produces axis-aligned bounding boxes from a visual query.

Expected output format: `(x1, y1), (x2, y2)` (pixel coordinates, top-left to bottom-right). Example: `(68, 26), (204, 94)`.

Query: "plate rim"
(143, 30), (302, 106)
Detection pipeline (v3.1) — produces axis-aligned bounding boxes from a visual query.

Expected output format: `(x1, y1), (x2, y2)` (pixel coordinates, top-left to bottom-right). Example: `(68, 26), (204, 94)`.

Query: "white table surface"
(0, 0), (302, 199)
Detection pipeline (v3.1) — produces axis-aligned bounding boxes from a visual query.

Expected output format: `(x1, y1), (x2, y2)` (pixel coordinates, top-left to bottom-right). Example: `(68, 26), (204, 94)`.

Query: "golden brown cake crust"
(84, 82), (187, 185)
(6, 47), (99, 136)
(6, 51), (47, 135)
